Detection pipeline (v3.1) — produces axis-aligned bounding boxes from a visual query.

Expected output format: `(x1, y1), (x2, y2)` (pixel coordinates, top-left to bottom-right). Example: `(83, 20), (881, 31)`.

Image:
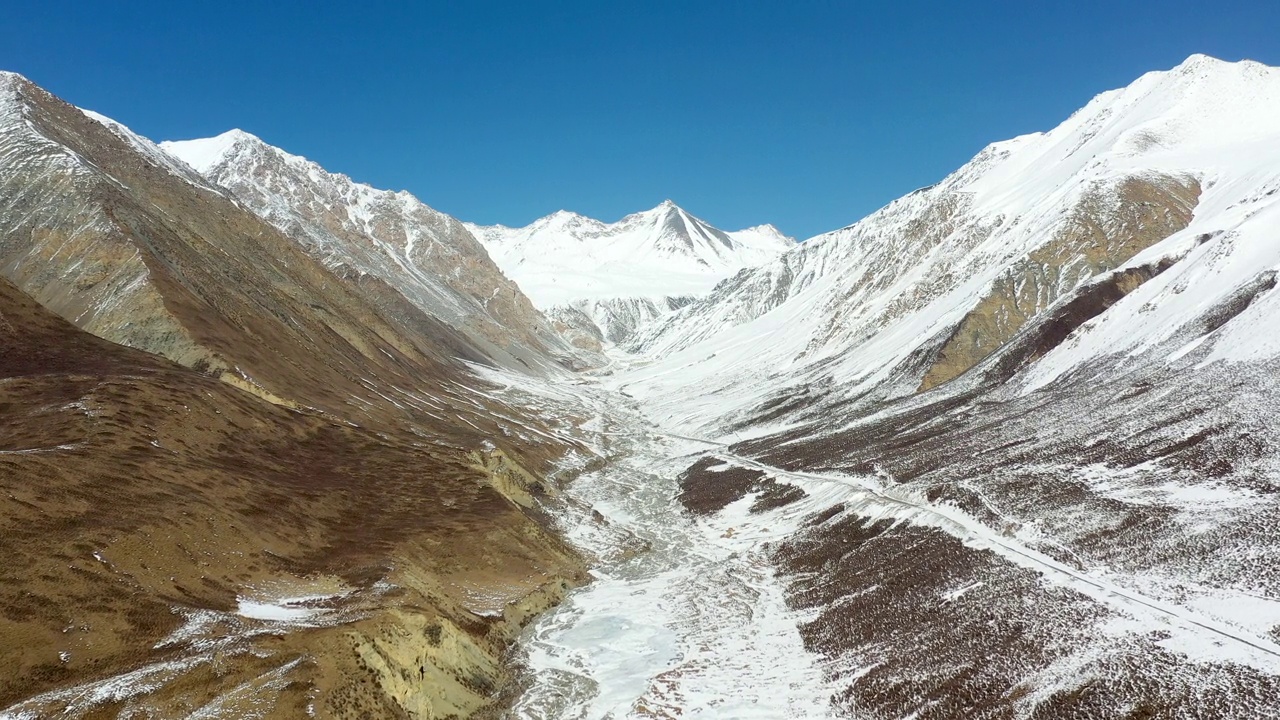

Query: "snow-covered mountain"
(635, 54), (1280, 716)
(623, 53), (1278, 433)
(161, 130), (593, 371)
(464, 201), (794, 343)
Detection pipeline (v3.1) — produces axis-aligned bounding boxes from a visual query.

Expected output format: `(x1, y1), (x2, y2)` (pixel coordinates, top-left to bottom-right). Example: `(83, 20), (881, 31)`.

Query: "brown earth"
(0, 271), (587, 717)
(676, 456), (806, 516)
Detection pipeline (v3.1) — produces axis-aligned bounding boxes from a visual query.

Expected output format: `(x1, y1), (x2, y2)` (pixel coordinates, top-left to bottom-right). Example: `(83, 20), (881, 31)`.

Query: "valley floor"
(502, 383), (833, 719)
(487, 351), (1280, 719)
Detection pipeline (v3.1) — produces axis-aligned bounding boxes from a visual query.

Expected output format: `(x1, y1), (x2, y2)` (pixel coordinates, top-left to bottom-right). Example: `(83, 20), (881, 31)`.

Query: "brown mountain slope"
(0, 70), (595, 718)
(160, 129), (593, 373)
(0, 272), (585, 717)
(0, 71), (552, 442)
(918, 174), (1200, 390)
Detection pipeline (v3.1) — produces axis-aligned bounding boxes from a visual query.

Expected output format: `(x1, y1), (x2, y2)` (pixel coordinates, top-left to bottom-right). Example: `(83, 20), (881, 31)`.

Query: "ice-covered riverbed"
(505, 429), (834, 719)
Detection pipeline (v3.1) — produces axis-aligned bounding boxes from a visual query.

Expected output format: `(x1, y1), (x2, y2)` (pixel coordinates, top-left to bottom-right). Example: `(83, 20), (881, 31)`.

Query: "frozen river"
(505, 427), (834, 719)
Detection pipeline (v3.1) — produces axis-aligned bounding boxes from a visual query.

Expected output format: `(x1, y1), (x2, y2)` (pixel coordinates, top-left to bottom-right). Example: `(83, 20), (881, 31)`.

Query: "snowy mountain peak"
(728, 223), (796, 249)
(617, 200), (733, 253)
(737, 222), (782, 235)
(1174, 52), (1229, 71)
(464, 201), (794, 343)
(161, 129), (273, 174)
(1170, 52), (1269, 75)
(623, 199), (691, 222)
(1155, 53), (1277, 93)
(949, 54), (1280, 219)
(467, 201), (793, 309)
(1134, 53), (1278, 108)
(651, 199), (685, 220)
(530, 209), (605, 234)
(0, 71), (36, 111)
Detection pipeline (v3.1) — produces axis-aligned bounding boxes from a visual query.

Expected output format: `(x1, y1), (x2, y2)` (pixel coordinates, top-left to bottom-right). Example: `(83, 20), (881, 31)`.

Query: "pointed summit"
(727, 223), (797, 252)
(652, 199), (695, 220)
(465, 201), (791, 311)
(162, 129), (267, 173)
(0, 70), (26, 88)
(1174, 52), (1226, 71)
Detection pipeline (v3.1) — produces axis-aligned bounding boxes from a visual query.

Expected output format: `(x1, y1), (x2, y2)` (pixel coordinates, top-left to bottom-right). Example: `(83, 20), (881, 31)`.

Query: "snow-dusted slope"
(644, 55), (1280, 717)
(161, 130), (591, 372)
(623, 54), (1280, 435)
(464, 202), (793, 343)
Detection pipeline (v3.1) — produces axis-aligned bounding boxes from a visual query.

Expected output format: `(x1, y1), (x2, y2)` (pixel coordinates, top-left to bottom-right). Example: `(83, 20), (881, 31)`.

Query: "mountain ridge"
(161, 127), (593, 371)
(464, 200), (794, 344)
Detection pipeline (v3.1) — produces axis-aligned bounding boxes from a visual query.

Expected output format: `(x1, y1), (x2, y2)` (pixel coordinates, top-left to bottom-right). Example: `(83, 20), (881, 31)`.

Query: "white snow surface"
(235, 595), (331, 623)
(160, 130), (251, 174)
(465, 202), (794, 310)
(474, 372), (835, 719)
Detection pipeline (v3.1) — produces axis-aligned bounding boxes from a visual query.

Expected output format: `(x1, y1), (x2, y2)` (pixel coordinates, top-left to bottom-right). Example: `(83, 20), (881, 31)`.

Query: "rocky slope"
(644, 54), (1280, 717)
(465, 202), (794, 344)
(0, 71), (597, 718)
(160, 130), (592, 371)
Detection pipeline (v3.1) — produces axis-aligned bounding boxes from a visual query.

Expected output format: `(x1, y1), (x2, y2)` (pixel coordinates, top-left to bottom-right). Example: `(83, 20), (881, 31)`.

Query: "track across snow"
(712, 452), (1280, 671)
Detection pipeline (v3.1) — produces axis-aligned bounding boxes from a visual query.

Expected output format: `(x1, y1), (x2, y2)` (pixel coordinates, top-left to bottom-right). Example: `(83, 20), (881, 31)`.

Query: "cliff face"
(0, 73), (590, 718)
(918, 173), (1201, 390)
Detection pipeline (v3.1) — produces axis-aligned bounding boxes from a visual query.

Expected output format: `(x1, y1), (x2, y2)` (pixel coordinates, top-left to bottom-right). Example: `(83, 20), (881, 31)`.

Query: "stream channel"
(502, 394), (834, 719)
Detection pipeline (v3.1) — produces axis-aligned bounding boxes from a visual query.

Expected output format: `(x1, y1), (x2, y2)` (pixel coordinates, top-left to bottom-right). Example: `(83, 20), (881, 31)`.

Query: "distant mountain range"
(466, 201), (793, 344)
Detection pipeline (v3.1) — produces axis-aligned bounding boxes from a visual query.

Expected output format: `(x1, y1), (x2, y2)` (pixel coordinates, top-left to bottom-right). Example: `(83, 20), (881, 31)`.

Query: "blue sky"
(4, 1), (1278, 239)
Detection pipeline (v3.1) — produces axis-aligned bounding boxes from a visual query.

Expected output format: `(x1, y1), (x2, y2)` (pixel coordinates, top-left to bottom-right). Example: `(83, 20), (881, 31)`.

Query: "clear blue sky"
(4, 1), (1278, 239)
